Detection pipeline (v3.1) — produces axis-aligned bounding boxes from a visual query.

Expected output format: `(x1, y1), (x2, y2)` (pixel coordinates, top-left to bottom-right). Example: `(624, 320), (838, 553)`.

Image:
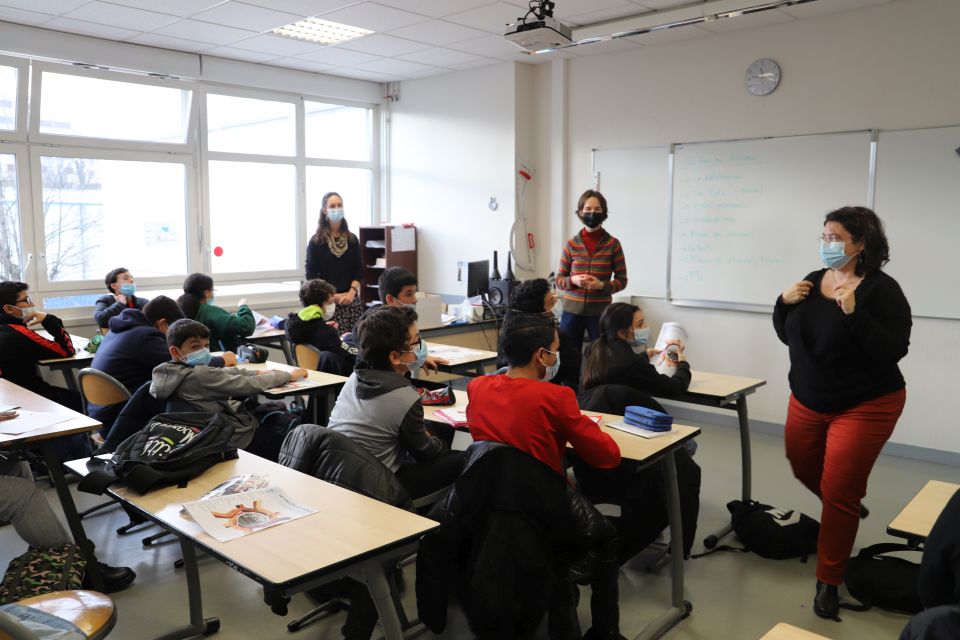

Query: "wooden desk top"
(0, 379), (100, 447)
(888, 480), (960, 541)
(236, 361), (348, 396)
(760, 623), (831, 639)
(110, 451), (438, 588)
(423, 397), (700, 464)
(246, 327), (286, 341)
(685, 370), (766, 403)
(36, 332), (94, 366)
(425, 342), (498, 367)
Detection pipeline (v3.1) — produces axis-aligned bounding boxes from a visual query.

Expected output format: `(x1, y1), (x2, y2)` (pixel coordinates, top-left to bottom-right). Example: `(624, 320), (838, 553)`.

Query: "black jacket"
(285, 311), (357, 370)
(92, 309), (171, 394)
(0, 312), (75, 394)
(582, 339), (691, 398)
(919, 487), (960, 609)
(304, 233), (363, 293)
(93, 293), (148, 329)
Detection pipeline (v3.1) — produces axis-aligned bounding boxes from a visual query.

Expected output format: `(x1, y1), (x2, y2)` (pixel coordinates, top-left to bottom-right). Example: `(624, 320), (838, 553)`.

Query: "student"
(555, 189), (628, 355)
(305, 192), (364, 333)
(93, 267), (148, 330)
(496, 277), (581, 390)
(285, 278), (357, 375)
(466, 312), (624, 640)
(150, 319), (306, 458)
(178, 272), (255, 352)
(375, 267), (448, 374)
(581, 302), (691, 397)
(918, 488), (960, 609)
(0, 281), (78, 407)
(1, 459), (135, 593)
(326, 305), (464, 499)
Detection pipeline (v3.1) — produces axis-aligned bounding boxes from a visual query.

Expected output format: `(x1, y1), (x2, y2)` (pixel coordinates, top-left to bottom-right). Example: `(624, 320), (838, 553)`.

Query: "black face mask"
(581, 213), (603, 229)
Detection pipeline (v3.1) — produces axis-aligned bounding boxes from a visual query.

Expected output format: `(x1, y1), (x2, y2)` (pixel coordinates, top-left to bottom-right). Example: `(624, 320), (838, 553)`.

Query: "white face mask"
(323, 302), (336, 319)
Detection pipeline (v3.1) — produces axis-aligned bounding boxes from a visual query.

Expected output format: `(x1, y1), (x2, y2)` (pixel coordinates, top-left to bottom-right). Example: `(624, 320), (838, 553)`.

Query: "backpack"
(842, 542), (923, 614)
(79, 412), (238, 496)
(728, 499), (820, 560)
(0, 543), (85, 605)
(249, 401), (305, 462)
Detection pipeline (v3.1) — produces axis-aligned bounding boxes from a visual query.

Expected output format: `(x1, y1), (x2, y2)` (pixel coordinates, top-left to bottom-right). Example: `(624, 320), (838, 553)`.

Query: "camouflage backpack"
(0, 543), (86, 604)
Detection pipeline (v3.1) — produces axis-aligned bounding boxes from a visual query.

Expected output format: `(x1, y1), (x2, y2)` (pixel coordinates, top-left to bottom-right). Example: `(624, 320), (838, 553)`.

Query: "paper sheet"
(605, 420), (673, 439)
(427, 345), (483, 359)
(182, 487), (316, 542)
(390, 226), (416, 252)
(0, 410), (74, 435)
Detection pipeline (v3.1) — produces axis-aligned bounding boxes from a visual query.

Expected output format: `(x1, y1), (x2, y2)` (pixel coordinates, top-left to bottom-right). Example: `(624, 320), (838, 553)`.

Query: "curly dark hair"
(824, 206), (890, 276)
(354, 305), (419, 370)
(299, 278), (336, 307)
(510, 278), (551, 314)
(501, 312), (556, 368)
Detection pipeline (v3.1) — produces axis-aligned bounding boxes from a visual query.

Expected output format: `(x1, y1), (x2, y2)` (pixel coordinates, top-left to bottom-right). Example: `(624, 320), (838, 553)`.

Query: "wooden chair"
(0, 590), (116, 639)
(760, 623), (831, 639)
(76, 369), (132, 520)
(294, 343), (321, 371)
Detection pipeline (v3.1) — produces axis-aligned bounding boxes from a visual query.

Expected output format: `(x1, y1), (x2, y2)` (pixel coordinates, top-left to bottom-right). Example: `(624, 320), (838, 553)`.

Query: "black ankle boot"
(859, 503), (870, 519)
(814, 581), (839, 619)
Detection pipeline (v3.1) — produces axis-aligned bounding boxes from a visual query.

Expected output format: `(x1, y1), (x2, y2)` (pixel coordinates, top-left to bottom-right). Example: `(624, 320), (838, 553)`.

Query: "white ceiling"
(0, 0), (892, 83)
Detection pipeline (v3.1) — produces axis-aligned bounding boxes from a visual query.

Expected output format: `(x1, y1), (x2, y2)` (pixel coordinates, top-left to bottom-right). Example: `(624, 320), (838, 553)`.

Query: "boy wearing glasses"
(327, 304), (463, 499)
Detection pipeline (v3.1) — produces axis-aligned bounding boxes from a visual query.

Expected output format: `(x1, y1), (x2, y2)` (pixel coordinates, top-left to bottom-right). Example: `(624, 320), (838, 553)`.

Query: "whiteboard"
(874, 125), (960, 319)
(670, 132), (872, 306)
(593, 146), (671, 297)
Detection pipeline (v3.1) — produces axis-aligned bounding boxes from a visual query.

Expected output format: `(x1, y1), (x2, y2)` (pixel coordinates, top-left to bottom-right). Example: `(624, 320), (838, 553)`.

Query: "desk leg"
(474, 363), (485, 376)
(280, 337), (295, 366)
(633, 451), (690, 640)
(361, 560), (405, 640)
(62, 369), (80, 395)
(153, 536), (220, 640)
(40, 443), (103, 592)
(703, 393), (753, 549)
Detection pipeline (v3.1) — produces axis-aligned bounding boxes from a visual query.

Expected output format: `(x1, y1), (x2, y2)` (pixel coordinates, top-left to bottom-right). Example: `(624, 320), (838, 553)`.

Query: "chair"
(0, 590), (116, 640)
(294, 343), (320, 371)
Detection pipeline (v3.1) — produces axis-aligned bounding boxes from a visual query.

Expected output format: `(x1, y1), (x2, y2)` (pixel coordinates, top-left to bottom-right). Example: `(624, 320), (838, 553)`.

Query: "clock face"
(745, 58), (781, 96)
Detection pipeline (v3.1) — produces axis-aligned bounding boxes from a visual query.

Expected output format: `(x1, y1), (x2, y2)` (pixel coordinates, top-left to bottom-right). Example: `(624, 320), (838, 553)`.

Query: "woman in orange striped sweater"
(556, 189), (628, 355)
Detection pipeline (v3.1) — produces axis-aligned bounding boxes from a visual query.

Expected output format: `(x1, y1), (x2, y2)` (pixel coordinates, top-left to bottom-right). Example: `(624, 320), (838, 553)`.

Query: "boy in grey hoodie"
(327, 305), (464, 500)
(151, 319), (307, 455)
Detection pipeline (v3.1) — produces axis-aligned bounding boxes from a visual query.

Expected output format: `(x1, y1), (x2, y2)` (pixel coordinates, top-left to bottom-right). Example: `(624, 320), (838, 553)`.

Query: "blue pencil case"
(624, 406), (673, 432)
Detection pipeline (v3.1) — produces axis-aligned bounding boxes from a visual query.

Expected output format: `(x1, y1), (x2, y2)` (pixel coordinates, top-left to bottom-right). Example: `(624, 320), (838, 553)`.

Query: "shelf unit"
(358, 226), (417, 308)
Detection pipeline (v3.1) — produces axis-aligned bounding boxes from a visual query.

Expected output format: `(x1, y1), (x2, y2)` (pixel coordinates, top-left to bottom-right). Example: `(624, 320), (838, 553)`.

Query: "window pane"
(0, 66), (16, 131)
(207, 94), (295, 156)
(305, 166), (373, 235)
(41, 156), (188, 282)
(39, 72), (191, 143)
(305, 102), (371, 161)
(209, 161), (296, 273)
(0, 154), (22, 280)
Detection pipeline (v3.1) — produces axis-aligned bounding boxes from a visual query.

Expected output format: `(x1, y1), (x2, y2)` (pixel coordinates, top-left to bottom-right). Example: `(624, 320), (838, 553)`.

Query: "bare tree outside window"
(41, 156), (103, 282)
(0, 154), (21, 281)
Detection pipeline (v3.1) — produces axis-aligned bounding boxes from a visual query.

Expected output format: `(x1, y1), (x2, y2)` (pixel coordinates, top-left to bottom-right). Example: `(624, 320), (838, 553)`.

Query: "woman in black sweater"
(773, 206), (911, 619)
(305, 191), (364, 333)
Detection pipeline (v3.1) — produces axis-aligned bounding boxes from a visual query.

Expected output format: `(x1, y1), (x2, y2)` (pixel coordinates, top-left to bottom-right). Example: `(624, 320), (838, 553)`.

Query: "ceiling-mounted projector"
(505, 0), (571, 52)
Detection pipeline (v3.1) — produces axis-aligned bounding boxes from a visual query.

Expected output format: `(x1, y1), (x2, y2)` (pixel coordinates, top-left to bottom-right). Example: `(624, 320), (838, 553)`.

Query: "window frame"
(0, 54), (29, 142)
(0, 143), (32, 287)
(28, 145), (200, 294)
(29, 61), (197, 152)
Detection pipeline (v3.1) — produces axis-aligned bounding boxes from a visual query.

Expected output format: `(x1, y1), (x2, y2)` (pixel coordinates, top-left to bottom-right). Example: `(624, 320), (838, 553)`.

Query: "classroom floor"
(3, 420), (958, 640)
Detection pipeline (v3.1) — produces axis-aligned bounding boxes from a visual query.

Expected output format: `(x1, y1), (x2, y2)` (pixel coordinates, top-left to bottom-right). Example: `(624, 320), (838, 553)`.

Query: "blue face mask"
(405, 340), (428, 372)
(633, 327), (651, 350)
(819, 241), (855, 270)
(327, 208), (345, 223)
(119, 283), (136, 296)
(184, 347), (211, 367)
(206, 297), (215, 307)
(540, 348), (561, 381)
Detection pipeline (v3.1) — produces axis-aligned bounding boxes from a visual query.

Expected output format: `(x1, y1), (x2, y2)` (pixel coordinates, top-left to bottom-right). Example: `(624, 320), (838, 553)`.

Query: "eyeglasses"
(15, 296), (33, 305)
(818, 235), (848, 245)
(402, 334), (423, 353)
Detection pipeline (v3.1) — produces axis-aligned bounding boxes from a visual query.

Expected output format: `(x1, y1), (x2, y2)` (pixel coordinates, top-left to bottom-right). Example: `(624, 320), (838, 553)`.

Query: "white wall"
(389, 63), (518, 296)
(557, 0), (960, 453)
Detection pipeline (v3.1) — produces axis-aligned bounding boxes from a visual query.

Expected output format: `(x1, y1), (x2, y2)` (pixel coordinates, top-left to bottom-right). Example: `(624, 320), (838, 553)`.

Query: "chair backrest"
(294, 343), (320, 371)
(78, 368), (132, 414)
(11, 589), (116, 640)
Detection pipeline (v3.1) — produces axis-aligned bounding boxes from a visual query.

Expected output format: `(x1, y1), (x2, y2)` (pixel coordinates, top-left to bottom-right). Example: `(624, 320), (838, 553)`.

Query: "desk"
(35, 332), (93, 394)
(760, 623), (831, 639)
(236, 361), (347, 423)
(69, 451), (437, 640)
(244, 327), (294, 366)
(888, 480), (960, 547)
(661, 370), (766, 549)
(425, 342), (498, 377)
(0, 379), (104, 590)
(425, 398), (701, 640)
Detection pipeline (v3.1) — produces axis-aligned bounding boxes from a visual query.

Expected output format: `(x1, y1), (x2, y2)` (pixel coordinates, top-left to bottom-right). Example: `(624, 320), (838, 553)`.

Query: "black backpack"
(728, 499), (820, 560)
(79, 412), (238, 495)
(842, 542), (923, 614)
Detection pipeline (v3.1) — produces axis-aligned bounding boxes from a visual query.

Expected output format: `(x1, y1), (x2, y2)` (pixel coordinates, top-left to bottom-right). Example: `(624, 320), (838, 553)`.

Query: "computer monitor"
(466, 260), (489, 298)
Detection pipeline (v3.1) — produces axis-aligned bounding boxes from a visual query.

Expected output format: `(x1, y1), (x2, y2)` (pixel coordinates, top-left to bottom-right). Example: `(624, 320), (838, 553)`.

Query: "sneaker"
(83, 562), (136, 594)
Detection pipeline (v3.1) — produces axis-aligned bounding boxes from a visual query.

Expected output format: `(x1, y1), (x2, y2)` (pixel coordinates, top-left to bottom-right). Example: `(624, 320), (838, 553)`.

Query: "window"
(207, 94), (295, 156)
(0, 153), (21, 281)
(40, 156), (188, 282)
(305, 101), (372, 161)
(39, 72), (191, 143)
(305, 166), (373, 234)
(208, 161), (297, 274)
(0, 66), (16, 131)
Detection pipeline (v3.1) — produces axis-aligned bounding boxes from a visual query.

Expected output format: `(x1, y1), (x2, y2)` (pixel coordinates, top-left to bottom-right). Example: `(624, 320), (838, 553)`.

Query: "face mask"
(405, 340), (428, 372)
(402, 302), (417, 310)
(819, 241), (855, 270)
(327, 208), (345, 223)
(15, 305), (35, 321)
(206, 297), (215, 307)
(633, 327), (651, 350)
(539, 349), (561, 381)
(323, 302), (336, 319)
(119, 283), (136, 296)
(184, 348), (211, 367)
(581, 213), (602, 229)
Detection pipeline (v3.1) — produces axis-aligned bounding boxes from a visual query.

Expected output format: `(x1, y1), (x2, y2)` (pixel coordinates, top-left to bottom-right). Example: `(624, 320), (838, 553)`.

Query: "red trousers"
(784, 388), (906, 585)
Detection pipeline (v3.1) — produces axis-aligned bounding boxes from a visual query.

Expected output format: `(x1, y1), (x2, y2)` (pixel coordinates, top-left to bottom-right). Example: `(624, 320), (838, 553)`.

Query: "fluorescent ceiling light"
(272, 17), (373, 45)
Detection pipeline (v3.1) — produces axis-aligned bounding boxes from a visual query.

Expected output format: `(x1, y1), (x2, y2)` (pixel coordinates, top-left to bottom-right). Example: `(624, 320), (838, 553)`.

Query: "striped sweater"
(556, 229), (628, 316)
